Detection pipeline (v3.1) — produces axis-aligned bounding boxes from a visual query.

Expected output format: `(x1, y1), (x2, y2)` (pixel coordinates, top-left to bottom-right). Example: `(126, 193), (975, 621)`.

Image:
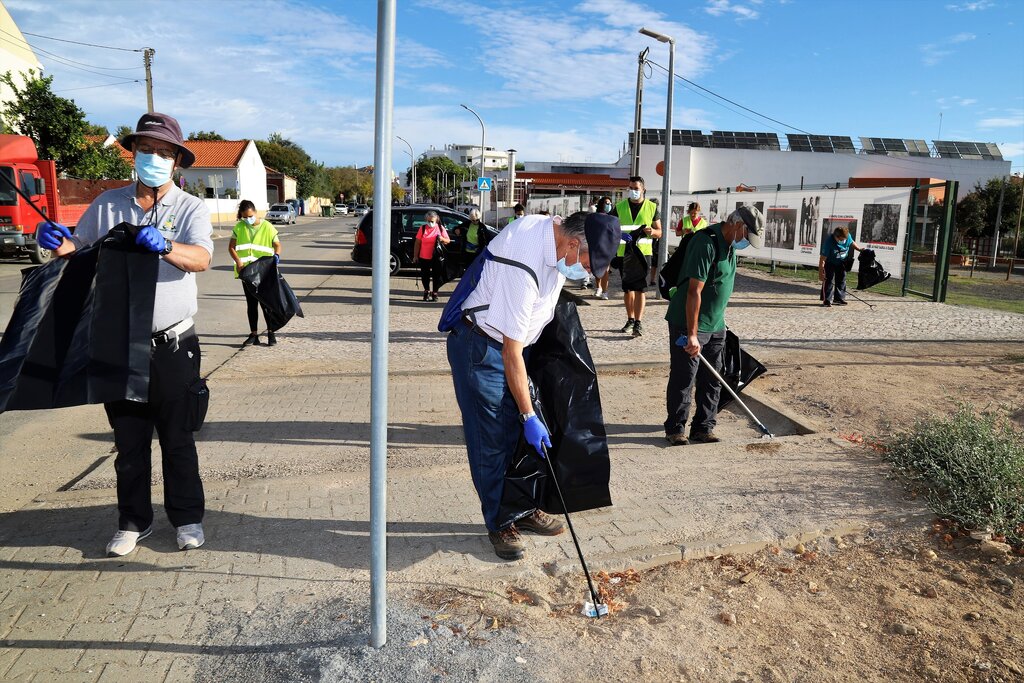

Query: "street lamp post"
(461, 103), (486, 213)
(507, 148), (517, 225)
(639, 27), (675, 285)
(396, 135), (416, 204)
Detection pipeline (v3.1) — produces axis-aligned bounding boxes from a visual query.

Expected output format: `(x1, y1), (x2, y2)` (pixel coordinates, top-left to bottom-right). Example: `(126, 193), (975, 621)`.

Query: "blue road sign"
(477, 177), (493, 191)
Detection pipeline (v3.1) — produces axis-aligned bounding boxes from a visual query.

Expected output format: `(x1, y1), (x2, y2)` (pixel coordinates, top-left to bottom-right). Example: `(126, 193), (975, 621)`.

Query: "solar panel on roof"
(710, 131), (780, 150)
(905, 139), (930, 157)
(933, 140), (1003, 160)
(787, 134), (812, 151)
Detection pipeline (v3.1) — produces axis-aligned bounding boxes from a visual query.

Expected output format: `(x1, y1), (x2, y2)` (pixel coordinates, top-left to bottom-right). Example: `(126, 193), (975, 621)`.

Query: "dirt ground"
(402, 340), (1024, 683)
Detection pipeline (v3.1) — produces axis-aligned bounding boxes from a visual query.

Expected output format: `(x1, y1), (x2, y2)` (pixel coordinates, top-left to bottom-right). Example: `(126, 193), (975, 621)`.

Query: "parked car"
(354, 204), (370, 216)
(266, 203), (296, 224)
(351, 205), (499, 275)
(334, 204), (349, 215)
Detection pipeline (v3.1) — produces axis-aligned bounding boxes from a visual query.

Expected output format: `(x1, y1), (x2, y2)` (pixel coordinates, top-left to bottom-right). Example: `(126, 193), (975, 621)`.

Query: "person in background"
(507, 203), (526, 226)
(676, 202), (707, 237)
(39, 112), (214, 556)
(412, 209), (451, 301)
(452, 208), (490, 268)
(614, 176), (662, 337)
(819, 225), (862, 307)
(229, 200), (282, 346)
(593, 195), (614, 299)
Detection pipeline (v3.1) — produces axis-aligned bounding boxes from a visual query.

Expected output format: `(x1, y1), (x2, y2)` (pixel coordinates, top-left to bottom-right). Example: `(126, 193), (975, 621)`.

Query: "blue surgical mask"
(135, 152), (175, 188)
(244, 216), (257, 226)
(628, 189), (642, 201)
(556, 245), (588, 280)
(601, 203), (612, 213)
(733, 237), (751, 250)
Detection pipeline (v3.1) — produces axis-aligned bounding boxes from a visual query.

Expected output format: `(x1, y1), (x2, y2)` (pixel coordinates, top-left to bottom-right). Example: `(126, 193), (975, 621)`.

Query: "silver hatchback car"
(266, 203), (296, 224)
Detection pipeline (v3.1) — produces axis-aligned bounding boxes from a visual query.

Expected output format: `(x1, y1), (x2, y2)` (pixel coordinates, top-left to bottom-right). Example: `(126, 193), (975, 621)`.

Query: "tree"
(114, 124), (134, 140)
(955, 178), (1023, 239)
(0, 70), (131, 179)
(411, 156), (474, 202)
(187, 130), (225, 141)
(328, 166), (373, 203)
(256, 133), (334, 199)
(83, 122), (109, 137)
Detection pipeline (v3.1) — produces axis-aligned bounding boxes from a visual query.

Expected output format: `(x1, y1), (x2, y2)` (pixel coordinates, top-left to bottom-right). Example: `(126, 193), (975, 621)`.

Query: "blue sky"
(5, 0), (1023, 178)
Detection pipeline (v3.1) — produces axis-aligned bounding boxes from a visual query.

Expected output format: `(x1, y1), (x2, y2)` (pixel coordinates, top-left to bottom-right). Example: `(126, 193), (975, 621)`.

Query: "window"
(20, 171), (37, 195)
(0, 168), (17, 206)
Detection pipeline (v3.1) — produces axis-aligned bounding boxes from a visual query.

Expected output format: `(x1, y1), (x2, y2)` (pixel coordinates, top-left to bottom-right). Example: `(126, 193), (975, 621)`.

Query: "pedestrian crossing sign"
(477, 177), (493, 191)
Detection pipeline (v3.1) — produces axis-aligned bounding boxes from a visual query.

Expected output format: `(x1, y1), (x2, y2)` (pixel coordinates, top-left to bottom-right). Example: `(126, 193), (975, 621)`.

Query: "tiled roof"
(182, 140), (249, 168)
(518, 172), (629, 189)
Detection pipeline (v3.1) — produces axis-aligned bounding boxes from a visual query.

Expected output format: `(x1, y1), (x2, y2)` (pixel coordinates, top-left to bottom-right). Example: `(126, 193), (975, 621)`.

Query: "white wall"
(236, 142), (268, 210)
(637, 144), (1010, 201)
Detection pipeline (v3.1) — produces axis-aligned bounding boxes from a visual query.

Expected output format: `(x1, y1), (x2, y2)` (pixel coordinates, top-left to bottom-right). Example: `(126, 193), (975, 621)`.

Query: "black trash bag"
(0, 222), (158, 413)
(844, 247), (855, 273)
(857, 249), (891, 290)
(432, 240), (460, 289)
(620, 231), (649, 291)
(239, 256), (304, 332)
(716, 329), (767, 413)
(497, 291), (612, 528)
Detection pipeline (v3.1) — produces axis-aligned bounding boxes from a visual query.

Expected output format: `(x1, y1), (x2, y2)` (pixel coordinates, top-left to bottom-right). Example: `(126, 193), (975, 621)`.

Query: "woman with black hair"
(593, 195), (614, 299)
(228, 200), (282, 345)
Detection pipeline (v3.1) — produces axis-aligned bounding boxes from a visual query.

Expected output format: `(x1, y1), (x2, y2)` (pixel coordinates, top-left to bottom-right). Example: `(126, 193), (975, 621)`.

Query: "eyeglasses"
(135, 144), (178, 160)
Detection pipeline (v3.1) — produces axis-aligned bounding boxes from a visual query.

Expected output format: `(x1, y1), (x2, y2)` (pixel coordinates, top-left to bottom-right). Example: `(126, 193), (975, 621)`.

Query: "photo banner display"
(655, 187), (910, 278)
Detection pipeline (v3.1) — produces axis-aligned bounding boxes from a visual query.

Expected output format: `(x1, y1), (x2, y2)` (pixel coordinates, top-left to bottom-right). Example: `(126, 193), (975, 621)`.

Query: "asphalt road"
(0, 213), (363, 512)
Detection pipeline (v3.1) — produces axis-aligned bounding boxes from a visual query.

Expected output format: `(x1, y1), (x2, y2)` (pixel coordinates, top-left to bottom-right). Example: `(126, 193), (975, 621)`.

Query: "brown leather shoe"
(488, 526), (525, 560)
(689, 430), (721, 443)
(516, 509), (565, 536)
(665, 433), (689, 446)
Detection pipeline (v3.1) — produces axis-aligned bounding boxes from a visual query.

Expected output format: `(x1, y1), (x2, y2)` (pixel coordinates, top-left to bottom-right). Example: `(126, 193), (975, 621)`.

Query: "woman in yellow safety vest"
(676, 202), (708, 236)
(229, 199), (282, 346)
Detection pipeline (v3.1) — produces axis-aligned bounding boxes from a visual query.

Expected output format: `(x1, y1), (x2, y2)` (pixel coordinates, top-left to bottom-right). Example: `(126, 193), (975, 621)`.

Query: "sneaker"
(833, 300), (848, 306)
(243, 333), (260, 346)
(176, 523), (205, 550)
(430, 292), (438, 302)
(106, 526), (152, 557)
(620, 319), (635, 333)
(689, 431), (722, 444)
(488, 526), (525, 561)
(422, 291), (430, 301)
(599, 291), (609, 300)
(267, 331), (277, 346)
(665, 433), (689, 446)
(516, 510), (565, 536)
(632, 320), (643, 337)
(821, 302), (832, 308)
(594, 287), (603, 299)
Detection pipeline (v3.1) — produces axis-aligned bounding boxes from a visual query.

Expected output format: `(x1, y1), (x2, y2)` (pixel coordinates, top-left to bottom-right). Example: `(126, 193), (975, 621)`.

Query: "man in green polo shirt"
(664, 206), (765, 445)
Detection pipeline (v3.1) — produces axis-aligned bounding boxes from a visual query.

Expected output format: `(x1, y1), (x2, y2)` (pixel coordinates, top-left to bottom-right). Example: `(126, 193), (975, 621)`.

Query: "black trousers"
(104, 331), (205, 531)
(823, 261), (847, 303)
(419, 258), (441, 292)
(243, 286), (266, 331)
(665, 327), (726, 436)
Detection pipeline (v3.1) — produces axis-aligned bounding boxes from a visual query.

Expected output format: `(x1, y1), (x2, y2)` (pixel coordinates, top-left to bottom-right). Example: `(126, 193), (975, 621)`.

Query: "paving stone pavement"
(2, 263), (1020, 681)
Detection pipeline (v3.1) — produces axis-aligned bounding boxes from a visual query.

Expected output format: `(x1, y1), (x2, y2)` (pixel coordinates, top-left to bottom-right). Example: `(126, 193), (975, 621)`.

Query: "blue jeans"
(447, 324), (528, 531)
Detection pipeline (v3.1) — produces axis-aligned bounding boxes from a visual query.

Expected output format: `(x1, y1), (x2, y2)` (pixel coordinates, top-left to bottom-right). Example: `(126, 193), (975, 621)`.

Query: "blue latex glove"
(522, 415), (552, 458)
(135, 225), (167, 253)
(36, 221), (71, 250)
(621, 232), (633, 243)
(274, 254), (280, 264)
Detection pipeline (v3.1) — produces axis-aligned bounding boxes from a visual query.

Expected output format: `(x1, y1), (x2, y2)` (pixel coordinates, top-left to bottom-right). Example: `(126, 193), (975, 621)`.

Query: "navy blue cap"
(584, 212), (621, 277)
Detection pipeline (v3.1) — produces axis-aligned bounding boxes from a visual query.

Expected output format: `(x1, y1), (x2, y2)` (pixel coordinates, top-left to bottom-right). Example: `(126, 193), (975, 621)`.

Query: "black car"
(351, 205), (499, 274)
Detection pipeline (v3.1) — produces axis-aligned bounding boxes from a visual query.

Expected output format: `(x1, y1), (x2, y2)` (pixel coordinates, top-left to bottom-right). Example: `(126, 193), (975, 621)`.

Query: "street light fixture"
(396, 135), (415, 204)
(460, 103), (486, 212)
(639, 27), (675, 281)
(507, 148), (517, 224)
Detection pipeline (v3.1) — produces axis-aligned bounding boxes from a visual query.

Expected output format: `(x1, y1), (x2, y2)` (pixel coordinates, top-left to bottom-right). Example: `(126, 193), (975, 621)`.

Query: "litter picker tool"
(0, 172), (61, 229)
(539, 441), (607, 618)
(845, 290), (875, 310)
(696, 351), (774, 439)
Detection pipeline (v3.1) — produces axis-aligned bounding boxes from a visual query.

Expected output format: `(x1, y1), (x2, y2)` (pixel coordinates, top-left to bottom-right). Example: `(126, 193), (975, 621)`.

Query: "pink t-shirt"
(416, 223), (448, 259)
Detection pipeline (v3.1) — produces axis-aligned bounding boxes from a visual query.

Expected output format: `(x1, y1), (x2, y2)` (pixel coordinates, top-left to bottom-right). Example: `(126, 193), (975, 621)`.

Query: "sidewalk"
(3, 264), (1022, 681)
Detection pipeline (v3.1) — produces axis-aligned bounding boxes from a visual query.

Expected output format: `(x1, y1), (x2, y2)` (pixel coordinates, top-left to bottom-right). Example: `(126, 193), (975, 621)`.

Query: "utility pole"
(991, 177), (1006, 268)
(631, 47), (649, 177)
(143, 48), (155, 113)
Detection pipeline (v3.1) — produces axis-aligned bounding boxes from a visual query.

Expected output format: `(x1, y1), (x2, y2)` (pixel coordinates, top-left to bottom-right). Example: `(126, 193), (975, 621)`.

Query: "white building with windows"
(422, 143), (511, 173)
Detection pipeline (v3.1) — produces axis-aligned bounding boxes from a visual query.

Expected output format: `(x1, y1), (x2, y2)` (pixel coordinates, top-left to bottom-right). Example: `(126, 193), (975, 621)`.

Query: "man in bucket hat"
(448, 211), (621, 560)
(663, 205), (764, 446)
(39, 112), (214, 556)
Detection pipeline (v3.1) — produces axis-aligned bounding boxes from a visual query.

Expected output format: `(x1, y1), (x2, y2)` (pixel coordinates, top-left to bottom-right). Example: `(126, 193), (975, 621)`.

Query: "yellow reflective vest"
(679, 215), (708, 234)
(231, 219), (279, 278)
(615, 199), (658, 256)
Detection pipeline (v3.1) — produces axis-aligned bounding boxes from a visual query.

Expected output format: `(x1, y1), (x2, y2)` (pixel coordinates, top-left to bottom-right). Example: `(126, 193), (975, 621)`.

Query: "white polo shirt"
(462, 215), (565, 345)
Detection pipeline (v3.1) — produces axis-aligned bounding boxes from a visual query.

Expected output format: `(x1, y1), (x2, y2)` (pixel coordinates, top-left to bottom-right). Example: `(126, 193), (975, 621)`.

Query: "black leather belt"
(461, 316), (489, 339)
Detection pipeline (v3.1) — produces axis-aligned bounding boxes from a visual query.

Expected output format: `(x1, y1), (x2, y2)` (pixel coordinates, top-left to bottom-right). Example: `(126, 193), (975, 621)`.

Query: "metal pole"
(396, 136), (415, 204)
(631, 47), (649, 177)
(992, 177), (1006, 268)
(507, 148), (517, 225)
(658, 37), (675, 281)
(370, 0), (396, 650)
(1008, 178), (1023, 281)
(460, 104), (486, 213)
(143, 48), (155, 113)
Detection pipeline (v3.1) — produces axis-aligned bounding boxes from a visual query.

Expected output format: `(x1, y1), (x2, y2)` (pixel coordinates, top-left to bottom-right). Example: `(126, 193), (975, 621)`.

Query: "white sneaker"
(176, 523), (205, 550)
(600, 291), (609, 300)
(594, 287), (603, 299)
(106, 526), (152, 557)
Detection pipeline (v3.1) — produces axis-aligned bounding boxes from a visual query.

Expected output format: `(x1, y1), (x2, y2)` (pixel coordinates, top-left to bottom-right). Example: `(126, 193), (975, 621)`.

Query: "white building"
(0, 5), (43, 105)
(176, 140), (268, 223)
(422, 143), (511, 173)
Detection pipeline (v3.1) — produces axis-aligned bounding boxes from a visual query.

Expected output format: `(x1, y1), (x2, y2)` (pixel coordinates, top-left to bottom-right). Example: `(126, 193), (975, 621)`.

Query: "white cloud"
(997, 142), (1023, 158)
(937, 95), (979, 108)
(978, 111), (1024, 128)
(950, 32), (976, 43)
(704, 0), (760, 20)
(920, 33), (975, 65)
(946, 0), (994, 10)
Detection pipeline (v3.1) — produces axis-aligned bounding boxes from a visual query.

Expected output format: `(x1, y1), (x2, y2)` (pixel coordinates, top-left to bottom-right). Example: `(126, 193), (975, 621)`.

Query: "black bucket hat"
(583, 212), (621, 277)
(119, 112), (195, 168)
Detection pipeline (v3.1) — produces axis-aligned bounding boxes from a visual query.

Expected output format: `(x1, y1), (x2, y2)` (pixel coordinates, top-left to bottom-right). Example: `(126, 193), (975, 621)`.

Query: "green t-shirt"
(665, 224), (736, 333)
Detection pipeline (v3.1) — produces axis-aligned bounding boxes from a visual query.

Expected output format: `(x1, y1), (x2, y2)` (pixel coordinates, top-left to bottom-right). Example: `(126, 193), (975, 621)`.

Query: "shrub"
(884, 403), (1024, 544)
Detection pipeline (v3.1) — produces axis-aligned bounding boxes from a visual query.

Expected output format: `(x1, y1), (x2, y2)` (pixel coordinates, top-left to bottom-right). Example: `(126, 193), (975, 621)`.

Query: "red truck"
(0, 134), (124, 264)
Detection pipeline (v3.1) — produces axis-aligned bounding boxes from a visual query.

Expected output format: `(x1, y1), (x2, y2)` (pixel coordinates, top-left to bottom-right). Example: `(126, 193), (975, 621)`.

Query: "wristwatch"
(519, 411), (536, 424)
(160, 240), (174, 256)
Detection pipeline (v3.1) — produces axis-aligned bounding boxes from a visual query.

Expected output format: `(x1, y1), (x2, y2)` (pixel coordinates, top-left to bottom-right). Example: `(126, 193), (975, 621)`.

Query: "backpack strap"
(462, 254), (538, 324)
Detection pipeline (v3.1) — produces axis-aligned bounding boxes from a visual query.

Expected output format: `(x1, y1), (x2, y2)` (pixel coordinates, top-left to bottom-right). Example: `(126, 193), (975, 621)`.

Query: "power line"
(55, 81), (141, 93)
(647, 59), (812, 134)
(0, 28), (140, 76)
(0, 33), (138, 82)
(21, 30), (140, 52)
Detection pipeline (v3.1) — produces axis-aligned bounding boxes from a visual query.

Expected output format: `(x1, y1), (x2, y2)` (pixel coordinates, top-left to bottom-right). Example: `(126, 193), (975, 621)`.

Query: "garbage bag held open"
(238, 256), (304, 332)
